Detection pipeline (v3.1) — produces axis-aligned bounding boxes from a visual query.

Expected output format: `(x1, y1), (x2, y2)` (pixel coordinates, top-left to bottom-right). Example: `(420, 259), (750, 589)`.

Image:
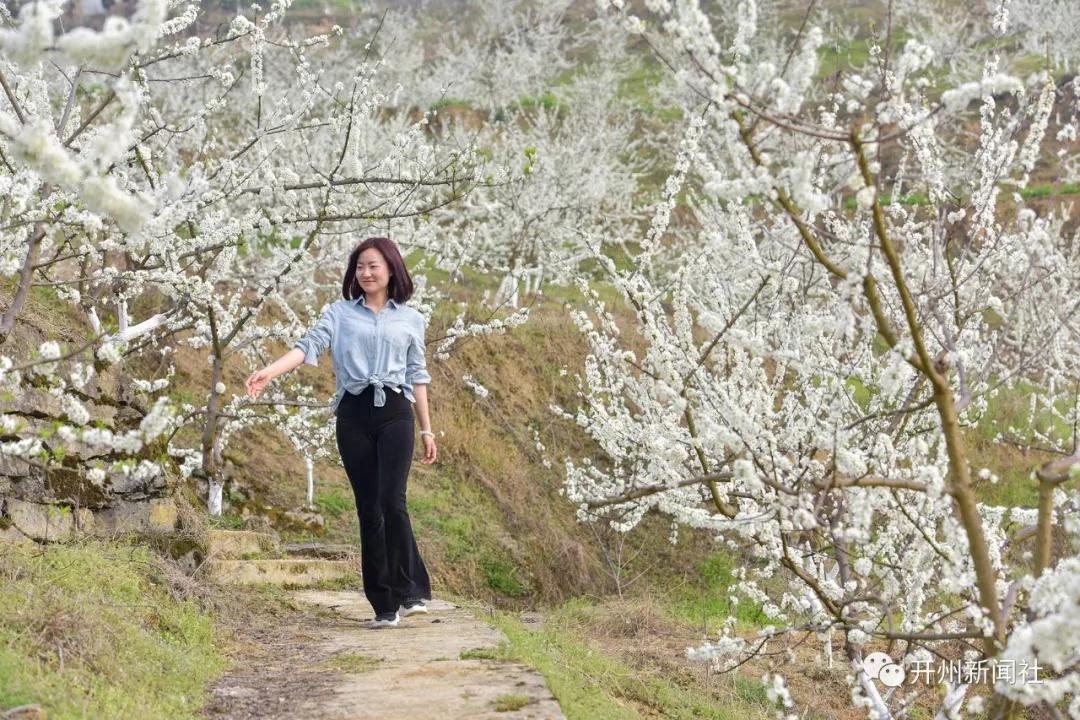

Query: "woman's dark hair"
(341, 237), (414, 303)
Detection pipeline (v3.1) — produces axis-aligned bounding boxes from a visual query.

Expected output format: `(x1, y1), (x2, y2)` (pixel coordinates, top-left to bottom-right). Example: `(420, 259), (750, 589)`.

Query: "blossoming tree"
(560, 2), (1080, 718)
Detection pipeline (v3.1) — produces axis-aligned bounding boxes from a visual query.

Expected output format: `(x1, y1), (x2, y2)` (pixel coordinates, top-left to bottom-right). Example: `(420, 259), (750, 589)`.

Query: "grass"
(206, 514), (247, 530)
(493, 693), (532, 711)
(319, 652), (381, 674)
(482, 557), (528, 597)
(836, 183), (1080, 211)
(484, 615), (638, 719)
(302, 573), (363, 592)
(247, 582), (294, 606)
(537, 272), (628, 311)
(616, 61), (683, 121)
(1019, 182), (1080, 199)
(817, 37), (872, 78)
(969, 381), (1073, 445)
(0, 539), (227, 719)
(430, 97), (475, 112)
(963, 380), (1076, 507)
(487, 600), (776, 720)
(314, 488), (352, 519)
(460, 647), (501, 660)
(288, 0), (356, 12)
(407, 465), (533, 599)
(669, 552), (769, 632)
(517, 92), (562, 112)
(408, 477), (494, 562)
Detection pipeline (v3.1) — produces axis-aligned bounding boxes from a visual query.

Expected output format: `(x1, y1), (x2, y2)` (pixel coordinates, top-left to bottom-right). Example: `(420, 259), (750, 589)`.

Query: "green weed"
(490, 606), (774, 720)
(668, 552), (768, 631)
(493, 693), (532, 711)
(314, 488), (353, 519)
(460, 646), (502, 660)
(0, 540), (226, 719)
(320, 653), (381, 674)
(483, 557), (527, 597)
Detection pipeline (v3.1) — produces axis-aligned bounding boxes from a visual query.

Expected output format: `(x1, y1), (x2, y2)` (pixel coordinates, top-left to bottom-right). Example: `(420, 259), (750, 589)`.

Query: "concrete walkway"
(284, 591), (565, 720)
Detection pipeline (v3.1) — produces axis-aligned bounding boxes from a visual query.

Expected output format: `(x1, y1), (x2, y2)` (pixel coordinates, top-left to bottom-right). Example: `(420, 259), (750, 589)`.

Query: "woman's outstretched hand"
(420, 434), (437, 465)
(245, 368), (273, 400)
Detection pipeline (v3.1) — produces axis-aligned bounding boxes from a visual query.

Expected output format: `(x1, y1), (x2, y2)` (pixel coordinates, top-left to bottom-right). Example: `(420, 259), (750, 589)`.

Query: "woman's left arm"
(406, 313), (436, 465)
(413, 384), (436, 465)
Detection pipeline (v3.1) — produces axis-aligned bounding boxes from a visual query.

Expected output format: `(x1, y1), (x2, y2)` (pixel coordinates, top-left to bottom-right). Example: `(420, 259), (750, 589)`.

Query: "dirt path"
(204, 591), (564, 720)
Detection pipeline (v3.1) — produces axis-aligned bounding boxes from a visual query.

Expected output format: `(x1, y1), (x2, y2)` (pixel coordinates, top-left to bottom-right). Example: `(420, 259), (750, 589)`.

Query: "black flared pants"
(335, 385), (431, 615)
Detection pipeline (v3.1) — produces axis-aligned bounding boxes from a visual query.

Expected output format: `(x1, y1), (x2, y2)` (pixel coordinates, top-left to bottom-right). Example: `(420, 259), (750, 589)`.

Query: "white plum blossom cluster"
(461, 374), (490, 399)
(432, 308), (531, 362)
(996, 555), (1080, 711)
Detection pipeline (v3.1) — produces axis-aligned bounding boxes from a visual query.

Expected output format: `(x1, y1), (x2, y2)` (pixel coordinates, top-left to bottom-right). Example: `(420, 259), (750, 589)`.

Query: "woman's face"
(356, 248), (392, 296)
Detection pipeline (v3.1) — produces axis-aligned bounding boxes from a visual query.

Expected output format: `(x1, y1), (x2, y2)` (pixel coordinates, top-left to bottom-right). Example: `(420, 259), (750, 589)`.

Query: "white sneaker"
(399, 600), (429, 617)
(370, 611), (400, 628)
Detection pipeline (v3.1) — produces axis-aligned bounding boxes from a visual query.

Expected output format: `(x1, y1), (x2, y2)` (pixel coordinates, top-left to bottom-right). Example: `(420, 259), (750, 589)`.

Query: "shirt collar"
(357, 294), (398, 310)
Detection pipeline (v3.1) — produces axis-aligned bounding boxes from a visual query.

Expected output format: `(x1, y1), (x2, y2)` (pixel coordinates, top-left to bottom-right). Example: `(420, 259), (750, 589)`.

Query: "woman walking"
(245, 237), (437, 629)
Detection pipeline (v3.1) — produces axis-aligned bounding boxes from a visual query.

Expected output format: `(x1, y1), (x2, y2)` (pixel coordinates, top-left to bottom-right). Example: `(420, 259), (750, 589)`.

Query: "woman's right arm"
(244, 348), (306, 400)
(245, 304), (335, 400)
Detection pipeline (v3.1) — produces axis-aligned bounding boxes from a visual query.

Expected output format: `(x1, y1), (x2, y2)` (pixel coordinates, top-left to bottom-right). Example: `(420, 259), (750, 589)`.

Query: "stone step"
(206, 529), (280, 559)
(208, 558), (358, 587)
(281, 541), (357, 560)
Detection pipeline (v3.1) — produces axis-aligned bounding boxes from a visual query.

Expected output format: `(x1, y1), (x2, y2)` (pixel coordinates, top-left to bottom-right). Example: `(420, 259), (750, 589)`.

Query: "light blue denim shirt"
(293, 295), (432, 414)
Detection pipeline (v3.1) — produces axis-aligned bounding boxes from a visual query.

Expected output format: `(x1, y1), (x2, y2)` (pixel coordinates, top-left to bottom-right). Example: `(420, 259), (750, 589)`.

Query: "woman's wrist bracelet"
(420, 430), (435, 439)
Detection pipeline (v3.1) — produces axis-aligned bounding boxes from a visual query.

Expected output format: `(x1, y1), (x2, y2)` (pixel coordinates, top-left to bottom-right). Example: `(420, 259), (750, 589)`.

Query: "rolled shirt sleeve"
(406, 315), (432, 385)
(293, 304), (335, 366)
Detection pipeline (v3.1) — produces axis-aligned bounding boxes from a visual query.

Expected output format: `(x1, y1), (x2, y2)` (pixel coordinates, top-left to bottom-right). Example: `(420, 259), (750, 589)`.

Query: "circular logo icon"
(879, 663), (907, 688)
(863, 652), (893, 680)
